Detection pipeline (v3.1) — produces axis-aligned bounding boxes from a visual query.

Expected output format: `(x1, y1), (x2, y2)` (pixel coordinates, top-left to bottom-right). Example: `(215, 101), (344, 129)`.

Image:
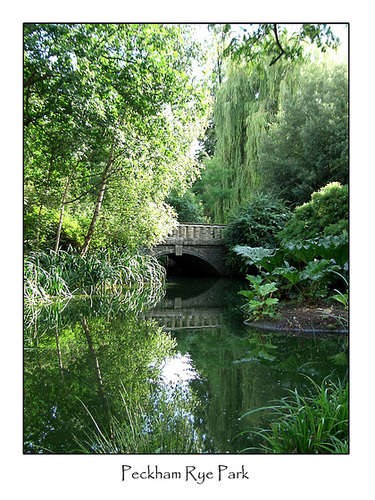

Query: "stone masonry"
(150, 223), (231, 276)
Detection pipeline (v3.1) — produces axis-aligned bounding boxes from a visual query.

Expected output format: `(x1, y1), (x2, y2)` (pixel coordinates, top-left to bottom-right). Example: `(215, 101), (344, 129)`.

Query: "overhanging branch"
(270, 24), (285, 66)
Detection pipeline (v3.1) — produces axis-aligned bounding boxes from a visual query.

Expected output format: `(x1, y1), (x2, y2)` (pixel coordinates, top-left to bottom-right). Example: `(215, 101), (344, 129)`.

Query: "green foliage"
(269, 258), (344, 304)
(199, 59), (300, 221)
(24, 248), (166, 301)
(298, 259), (342, 302)
(241, 376), (348, 454)
(77, 384), (203, 454)
(238, 275), (279, 321)
(332, 272), (349, 312)
(235, 234), (348, 308)
(193, 156), (231, 222)
(197, 45), (348, 217)
(24, 202), (111, 252)
(166, 190), (205, 223)
(233, 246), (278, 271)
(259, 59), (348, 205)
(225, 193), (291, 247)
(58, 212), (85, 248)
(196, 119), (217, 161)
(278, 182), (349, 242)
(24, 23), (210, 254)
(230, 212), (349, 303)
(234, 235), (349, 270)
(283, 235), (349, 267)
(223, 24), (341, 66)
(332, 291), (349, 310)
(224, 193), (291, 273)
(24, 205), (58, 251)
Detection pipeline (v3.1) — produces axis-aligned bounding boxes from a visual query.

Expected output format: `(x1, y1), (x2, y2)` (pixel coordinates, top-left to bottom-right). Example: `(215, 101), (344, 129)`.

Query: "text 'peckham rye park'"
(121, 464), (250, 484)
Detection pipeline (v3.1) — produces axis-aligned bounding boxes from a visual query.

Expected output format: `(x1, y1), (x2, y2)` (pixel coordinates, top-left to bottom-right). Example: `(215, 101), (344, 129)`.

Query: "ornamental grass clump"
(241, 376), (348, 454)
(24, 248), (166, 301)
(76, 385), (203, 454)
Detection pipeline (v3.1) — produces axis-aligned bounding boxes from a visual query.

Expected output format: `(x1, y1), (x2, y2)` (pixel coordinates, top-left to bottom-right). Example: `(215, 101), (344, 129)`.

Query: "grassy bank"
(24, 247), (166, 302)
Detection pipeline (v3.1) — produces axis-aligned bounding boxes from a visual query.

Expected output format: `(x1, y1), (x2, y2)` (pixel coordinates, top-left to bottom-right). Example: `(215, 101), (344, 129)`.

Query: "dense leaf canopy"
(195, 37), (348, 220)
(24, 23), (209, 252)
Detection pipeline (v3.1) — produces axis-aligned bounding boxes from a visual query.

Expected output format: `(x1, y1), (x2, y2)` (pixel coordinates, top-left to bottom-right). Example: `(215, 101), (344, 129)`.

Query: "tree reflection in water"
(24, 288), (204, 453)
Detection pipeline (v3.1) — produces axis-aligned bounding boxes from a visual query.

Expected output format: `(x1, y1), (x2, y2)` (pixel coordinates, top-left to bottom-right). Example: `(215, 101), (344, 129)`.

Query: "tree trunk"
(54, 161), (80, 252)
(35, 203), (44, 251)
(54, 203), (65, 253)
(35, 163), (53, 250)
(80, 146), (114, 257)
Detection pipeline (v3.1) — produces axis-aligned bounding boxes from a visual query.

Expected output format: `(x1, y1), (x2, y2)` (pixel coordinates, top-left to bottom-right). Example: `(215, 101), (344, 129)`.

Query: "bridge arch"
(153, 247), (222, 276)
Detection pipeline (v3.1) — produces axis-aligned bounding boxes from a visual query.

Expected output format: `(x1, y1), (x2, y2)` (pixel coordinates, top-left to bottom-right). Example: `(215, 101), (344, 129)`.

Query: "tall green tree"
(258, 54), (348, 205)
(24, 23), (209, 253)
(194, 38), (347, 221)
(196, 55), (300, 222)
(223, 23), (340, 66)
(192, 24), (347, 223)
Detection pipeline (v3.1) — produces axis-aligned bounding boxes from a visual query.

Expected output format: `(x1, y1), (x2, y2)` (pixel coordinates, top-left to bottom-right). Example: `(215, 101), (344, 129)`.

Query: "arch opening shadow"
(158, 253), (220, 277)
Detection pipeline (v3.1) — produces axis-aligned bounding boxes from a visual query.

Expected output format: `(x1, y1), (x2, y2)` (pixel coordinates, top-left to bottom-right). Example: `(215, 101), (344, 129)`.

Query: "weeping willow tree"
(201, 56), (301, 223)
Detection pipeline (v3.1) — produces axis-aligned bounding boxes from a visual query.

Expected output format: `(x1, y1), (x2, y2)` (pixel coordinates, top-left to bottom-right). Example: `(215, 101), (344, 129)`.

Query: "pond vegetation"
(240, 375), (348, 453)
(24, 247), (166, 302)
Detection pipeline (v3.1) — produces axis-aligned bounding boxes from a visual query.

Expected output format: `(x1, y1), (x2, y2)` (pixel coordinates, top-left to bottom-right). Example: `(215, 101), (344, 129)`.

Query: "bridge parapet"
(162, 223), (226, 245)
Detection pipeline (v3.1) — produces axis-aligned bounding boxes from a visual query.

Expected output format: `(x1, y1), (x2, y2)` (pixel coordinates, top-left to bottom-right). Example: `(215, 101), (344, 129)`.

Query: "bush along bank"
(224, 183), (348, 332)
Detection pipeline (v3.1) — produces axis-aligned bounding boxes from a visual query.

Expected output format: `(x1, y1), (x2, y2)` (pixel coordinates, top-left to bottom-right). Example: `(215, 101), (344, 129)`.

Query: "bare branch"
(269, 24), (285, 66)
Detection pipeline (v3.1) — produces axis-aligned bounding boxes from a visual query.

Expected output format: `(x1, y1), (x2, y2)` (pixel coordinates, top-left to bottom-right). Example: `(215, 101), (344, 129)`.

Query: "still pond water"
(24, 276), (348, 454)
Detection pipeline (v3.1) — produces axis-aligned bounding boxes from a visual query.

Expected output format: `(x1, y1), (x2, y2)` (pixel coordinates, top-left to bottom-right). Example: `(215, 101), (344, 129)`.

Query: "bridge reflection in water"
(146, 304), (224, 331)
(143, 277), (238, 331)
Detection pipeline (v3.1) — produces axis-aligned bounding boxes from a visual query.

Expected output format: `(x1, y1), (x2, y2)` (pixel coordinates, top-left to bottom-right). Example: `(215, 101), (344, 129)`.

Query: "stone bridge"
(150, 223), (231, 276)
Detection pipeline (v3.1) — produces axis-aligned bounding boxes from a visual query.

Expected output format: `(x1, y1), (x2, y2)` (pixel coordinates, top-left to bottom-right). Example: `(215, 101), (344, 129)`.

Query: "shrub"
(238, 275), (279, 321)
(224, 193), (291, 274)
(24, 204), (87, 251)
(277, 182), (348, 243)
(57, 211), (86, 249)
(24, 205), (58, 251)
(234, 235), (348, 306)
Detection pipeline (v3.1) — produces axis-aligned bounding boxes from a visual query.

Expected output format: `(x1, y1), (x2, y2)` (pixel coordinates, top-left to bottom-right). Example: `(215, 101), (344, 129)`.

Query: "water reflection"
(147, 277), (348, 453)
(24, 277), (348, 454)
(158, 353), (200, 386)
(24, 292), (177, 453)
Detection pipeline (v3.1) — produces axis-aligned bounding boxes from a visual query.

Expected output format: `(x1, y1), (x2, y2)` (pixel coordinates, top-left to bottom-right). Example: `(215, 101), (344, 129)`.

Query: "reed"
(240, 375), (348, 454)
(24, 248), (166, 302)
(76, 385), (203, 454)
